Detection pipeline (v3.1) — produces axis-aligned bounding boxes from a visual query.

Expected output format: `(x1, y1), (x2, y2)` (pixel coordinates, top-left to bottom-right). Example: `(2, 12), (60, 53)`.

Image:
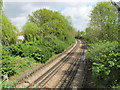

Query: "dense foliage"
(85, 2), (118, 43)
(2, 56), (34, 77)
(2, 37), (74, 77)
(1, 5), (76, 79)
(22, 22), (39, 42)
(75, 30), (86, 39)
(1, 8), (75, 78)
(86, 41), (120, 87)
(23, 9), (75, 42)
(85, 2), (119, 88)
(1, 11), (18, 45)
(0, 0), (18, 46)
(0, 0), (76, 88)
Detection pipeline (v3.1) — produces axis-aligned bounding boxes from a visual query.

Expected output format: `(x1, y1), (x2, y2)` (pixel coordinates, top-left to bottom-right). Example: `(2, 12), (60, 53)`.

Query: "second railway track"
(57, 42), (85, 88)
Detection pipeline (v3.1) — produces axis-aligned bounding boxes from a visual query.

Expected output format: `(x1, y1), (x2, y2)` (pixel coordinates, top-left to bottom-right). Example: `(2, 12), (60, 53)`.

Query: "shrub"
(2, 37), (75, 63)
(2, 56), (35, 77)
(86, 41), (120, 87)
(2, 37), (75, 78)
(2, 56), (18, 77)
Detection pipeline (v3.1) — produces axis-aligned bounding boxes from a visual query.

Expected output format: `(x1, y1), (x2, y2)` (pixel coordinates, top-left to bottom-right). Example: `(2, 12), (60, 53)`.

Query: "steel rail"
(26, 40), (80, 88)
(12, 40), (78, 88)
(57, 40), (85, 88)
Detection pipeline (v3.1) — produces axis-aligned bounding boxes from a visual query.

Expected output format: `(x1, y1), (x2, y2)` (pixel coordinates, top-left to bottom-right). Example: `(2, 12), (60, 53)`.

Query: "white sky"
(3, 0), (119, 31)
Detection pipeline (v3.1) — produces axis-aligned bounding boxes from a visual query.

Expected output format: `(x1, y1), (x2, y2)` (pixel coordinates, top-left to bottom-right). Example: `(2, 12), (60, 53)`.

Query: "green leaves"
(23, 22), (39, 42)
(24, 9), (75, 42)
(86, 41), (120, 87)
(86, 2), (118, 43)
(2, 37), (72, 63)
(85, 1), (119, 88)
(2, 56), (17, 76)
(1, 11), (18, 45)
(108, 61), (115, 67)
(1, 5), (76, 86)
(2, 37), (74, 77)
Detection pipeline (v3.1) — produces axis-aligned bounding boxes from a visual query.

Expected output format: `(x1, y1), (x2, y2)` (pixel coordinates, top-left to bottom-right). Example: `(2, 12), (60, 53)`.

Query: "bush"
(2, 36), (75, 77)
(2, 56), (17, 77)
(1, 56), (37, 77)
(2, 37), (75, 63)
(86, 41), (120, 87)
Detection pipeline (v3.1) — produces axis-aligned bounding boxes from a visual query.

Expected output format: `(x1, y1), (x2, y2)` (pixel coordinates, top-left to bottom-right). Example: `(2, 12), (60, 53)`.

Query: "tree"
(0, 0), (18, 45)
(22, 22), (39, 42)
(75, 30), (86, 39)
(87, 2), (118, 42)
(1, 12), (18, 45)
(85, 2), (119, 88)
(26, 9), (75, 41)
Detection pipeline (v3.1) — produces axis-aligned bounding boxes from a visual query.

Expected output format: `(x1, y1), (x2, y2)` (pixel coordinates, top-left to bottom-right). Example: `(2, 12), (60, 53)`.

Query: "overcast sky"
(3, 0), (119, 31)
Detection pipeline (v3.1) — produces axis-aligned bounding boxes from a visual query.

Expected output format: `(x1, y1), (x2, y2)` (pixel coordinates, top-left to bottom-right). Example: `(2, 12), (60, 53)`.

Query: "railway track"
(12, 40), (81, 88)
(26, 40), (81, 88)
(12, 40), (85, 88)
(12, 40), (77, 88)
(57, 42), (85, 88)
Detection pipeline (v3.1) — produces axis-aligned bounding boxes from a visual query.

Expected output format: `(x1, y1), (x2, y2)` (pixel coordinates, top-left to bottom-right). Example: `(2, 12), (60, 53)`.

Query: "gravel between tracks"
(42, 46), (82, 88)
